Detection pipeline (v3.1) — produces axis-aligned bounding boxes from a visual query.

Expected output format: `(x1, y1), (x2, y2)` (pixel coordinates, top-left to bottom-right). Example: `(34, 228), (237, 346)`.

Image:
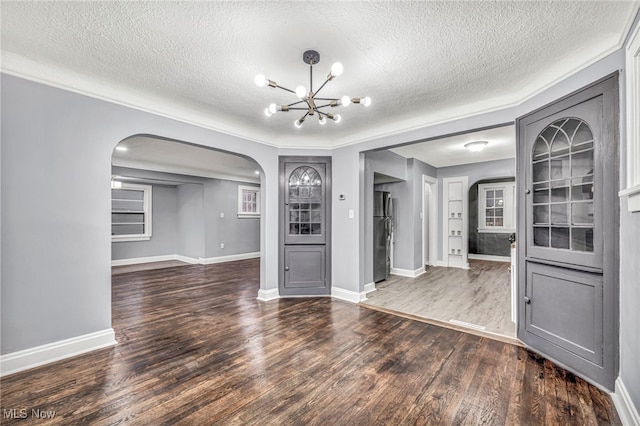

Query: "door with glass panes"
(516, 74), (618, 390)
(279, 157), (331, 296)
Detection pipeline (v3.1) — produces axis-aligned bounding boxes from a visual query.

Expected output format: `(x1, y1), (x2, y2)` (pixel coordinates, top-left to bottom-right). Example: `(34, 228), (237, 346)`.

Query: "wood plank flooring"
(363, 260), (516, 339)
(0, 259), (620, 425)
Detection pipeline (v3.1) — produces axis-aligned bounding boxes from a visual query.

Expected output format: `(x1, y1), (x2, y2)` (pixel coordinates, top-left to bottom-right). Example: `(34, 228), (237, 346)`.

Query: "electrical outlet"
(220, 242), (224, 249)
(348, 209), (354, 219)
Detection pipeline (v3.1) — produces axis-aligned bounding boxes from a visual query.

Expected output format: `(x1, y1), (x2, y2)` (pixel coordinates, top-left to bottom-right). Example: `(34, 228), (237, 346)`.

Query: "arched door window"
(531, 118), (594, 251)
(288, 166), (322, 235)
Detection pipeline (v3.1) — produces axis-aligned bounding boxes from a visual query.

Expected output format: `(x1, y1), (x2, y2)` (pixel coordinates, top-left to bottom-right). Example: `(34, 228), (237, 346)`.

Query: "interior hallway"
(362, 260), (516, 341)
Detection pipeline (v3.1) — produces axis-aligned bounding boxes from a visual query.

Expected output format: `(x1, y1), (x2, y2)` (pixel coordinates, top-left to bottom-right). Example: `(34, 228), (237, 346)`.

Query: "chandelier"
(254, 50), (371, 128)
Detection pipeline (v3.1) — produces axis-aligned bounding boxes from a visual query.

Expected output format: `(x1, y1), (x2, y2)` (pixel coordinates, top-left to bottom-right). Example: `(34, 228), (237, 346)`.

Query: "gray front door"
(516, 74), (619, 390)
(279, 157), (331, 296)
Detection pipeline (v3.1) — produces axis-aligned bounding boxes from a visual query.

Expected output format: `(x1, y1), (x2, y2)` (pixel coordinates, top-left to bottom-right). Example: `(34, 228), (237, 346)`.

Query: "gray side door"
(516, 74), (619, 391)
(279, 157), (331, 296)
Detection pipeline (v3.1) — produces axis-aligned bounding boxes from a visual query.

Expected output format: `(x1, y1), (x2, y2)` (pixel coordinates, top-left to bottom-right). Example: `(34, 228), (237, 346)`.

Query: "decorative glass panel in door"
(284, 163), (326, 244)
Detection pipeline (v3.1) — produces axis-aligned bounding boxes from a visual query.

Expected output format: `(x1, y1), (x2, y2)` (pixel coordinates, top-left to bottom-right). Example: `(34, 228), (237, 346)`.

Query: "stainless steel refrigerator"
(373, 191), (393, 282)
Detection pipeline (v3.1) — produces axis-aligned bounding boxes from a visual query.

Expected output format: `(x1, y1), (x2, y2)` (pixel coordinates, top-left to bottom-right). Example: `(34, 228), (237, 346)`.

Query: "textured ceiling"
(1, 1), (638, 150)
(390, 125), (515, 168)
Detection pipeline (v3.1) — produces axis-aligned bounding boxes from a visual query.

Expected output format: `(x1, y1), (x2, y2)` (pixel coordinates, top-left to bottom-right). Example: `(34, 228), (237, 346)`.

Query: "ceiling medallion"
(254, 50), (371, 128)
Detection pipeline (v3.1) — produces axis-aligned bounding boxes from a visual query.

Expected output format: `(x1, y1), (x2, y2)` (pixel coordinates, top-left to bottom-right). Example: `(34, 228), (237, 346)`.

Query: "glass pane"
(289, 211), (299, 222)
(486, 219), (494, 227)
(532, 161), (549, 183)
(486, 199), (494, 208)
(572, 202), (594, 225)
(533, 185), (549, 204)
(533, 205), (549, 225)
(551, 204), (569, 224)
(495, 208), (504, 218)
(572, 121), (594, 145)
(486, 208), (494, 218)
(486, 190), (494, 198)
(533, 138), (549, 160)
(551, 227), (570, 249)
(571, 177), (594, 201)
(495, 218), (504, 227)
(311, 211), (321, 222)
(572, 149), (594, 177)
(291, 203), (299, 210)
(300, 211), (310, 222)
(112, 199), (144, 211)
(112, 189), (144, 200)
(112, 224), (144, 235)
(550, 130), (570, 156)
(301, 223), (310, 235)
(311, 223), (321, 234)
(112, 213), (144, 224)
(571, 141), (593, 153)
(311, 203), (321, 211)
(550, 156), (570, 180)
(289, 187), (298, 198)
(550, 181), (570, 202)
(496, 198), (504, 207)
(562, 119), (581, 141)
(534, 227), (550, 247)
(299, 187), (310, 198)
(540, 126), (558, 146)
(572, 228), (594, 252)
(289, 223), (299, 235)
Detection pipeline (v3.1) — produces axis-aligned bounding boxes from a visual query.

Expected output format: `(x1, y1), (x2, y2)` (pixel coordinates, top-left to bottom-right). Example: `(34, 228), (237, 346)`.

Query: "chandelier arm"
(313, 77), (332, 97)
(310, 64), (313, 93)
(314, 98), (340, 101)
(288, 107), (310, 111)
(314, 103), (333, 109)
(287, 100), (307, 107)
(275, 85), (296, 95)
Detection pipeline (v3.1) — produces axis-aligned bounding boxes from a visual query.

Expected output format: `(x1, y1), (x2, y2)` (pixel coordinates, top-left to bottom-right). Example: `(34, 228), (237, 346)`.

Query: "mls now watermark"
(3, 408), (56, 419)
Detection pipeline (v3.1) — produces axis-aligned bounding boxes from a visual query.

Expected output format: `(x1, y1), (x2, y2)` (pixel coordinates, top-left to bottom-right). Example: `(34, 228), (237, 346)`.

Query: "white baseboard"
(468, 254), (510, 262)
(364, 282), (376, 294)
(436, 260), (448, 267)
(391, 266), (426, 278)
(613, 377), (640, 426)
(112, 252), (259, 267)
(199, 252), (260, 265)
(331, 286), (367, 303)
(0, 328), (116, 377)
(256, 288), (279, 301)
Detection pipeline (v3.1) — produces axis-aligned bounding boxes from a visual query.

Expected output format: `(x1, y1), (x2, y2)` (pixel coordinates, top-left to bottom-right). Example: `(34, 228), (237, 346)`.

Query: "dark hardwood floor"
(1, 259), (620, 425)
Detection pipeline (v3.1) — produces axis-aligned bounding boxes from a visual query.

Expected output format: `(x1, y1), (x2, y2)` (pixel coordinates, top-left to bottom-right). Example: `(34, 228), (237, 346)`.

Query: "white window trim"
(237, 185), (260, 218)
(112, 183), (152, 242)
(620, 18), (640, 212)
(477, 181), (516, 234)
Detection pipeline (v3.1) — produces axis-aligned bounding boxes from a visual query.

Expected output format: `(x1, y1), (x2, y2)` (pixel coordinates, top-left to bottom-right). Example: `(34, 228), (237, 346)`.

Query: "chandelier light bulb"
(294, 119), (303, 128)
(331, 62), (344, 77)
(362, 96), (372, 107)
(319, 116), (327, 125)
(334, 114), (342, 123)
(254, 74), (267, 87)
(269, 103), (277, 114)
(341, 95), (351, 107)
(264, 107), (272, 117)
(295, 85), (307, 99)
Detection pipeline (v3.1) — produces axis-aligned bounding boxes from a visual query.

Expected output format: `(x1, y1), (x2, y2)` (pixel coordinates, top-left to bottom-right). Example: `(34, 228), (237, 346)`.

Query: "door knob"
(285, 266), (290, 271)
(525, 189), (531, 194)
(523, 296), (531, 304)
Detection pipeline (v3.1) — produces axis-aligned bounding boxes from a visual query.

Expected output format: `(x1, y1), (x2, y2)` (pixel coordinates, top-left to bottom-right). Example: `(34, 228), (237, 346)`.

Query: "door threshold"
(358, 303), (524, 347)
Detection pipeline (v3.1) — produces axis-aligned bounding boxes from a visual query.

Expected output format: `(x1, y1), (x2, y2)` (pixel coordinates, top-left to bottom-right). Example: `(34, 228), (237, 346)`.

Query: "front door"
(516, 74), (619, 390)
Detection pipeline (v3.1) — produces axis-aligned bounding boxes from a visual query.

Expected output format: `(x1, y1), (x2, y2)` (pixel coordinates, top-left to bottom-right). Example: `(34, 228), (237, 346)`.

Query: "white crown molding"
(613, 377), (640, 426)
(2, 12), (636, 153)
(0, 329), (116, 377)
(331, 286), (367, 303)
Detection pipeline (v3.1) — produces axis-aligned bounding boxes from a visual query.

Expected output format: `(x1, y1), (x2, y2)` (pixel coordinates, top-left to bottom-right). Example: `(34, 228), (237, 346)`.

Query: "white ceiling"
(2, 1), (638, 151)
(112, 136), (260, 183)
(390, 125), (515, 168)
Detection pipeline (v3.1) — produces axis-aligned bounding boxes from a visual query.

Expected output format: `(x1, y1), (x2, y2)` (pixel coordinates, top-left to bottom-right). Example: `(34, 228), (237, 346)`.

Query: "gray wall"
(468, 178), (515, 257)
(112, 185), (178, 260)
(1, 74), (280, 355)
(436, 158), (516, 262)
(204, 179), (260, 258)
(176, 183), (205, 259)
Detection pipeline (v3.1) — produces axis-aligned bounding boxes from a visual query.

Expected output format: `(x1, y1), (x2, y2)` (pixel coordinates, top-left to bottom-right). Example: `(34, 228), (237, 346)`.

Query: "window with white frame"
(478, 181), (516, 233)
(111, 183), (152, 242)
(238, 185), (260, 218)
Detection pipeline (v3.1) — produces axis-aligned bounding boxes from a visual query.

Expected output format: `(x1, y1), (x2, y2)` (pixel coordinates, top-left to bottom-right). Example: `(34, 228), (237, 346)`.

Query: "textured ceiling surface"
(1, 1), (638, 150)
(390, 125), (515, 168)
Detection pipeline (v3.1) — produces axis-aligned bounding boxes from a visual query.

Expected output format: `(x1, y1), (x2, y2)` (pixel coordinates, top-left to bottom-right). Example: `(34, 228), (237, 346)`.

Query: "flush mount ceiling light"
(255, 50), (371, 128)
(464, 141), (489, 152)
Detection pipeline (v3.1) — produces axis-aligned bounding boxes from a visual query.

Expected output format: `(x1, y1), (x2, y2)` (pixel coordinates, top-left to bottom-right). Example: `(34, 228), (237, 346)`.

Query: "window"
(238, 185), (260, 218)
(478, 181), (515, 233)
(111, 183), (152, 242)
